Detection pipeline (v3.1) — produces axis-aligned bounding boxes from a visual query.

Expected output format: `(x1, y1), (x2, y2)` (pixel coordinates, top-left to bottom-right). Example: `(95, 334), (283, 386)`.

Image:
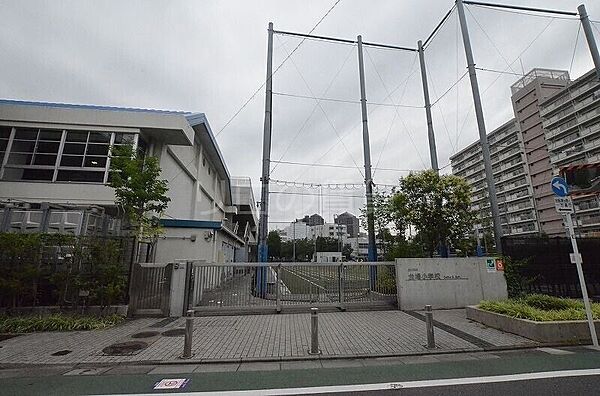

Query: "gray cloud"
(1, 0), (598, 226)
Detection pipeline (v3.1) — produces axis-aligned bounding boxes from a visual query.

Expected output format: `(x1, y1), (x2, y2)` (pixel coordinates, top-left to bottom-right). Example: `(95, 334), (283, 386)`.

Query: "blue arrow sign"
(551, 176), (569, 197)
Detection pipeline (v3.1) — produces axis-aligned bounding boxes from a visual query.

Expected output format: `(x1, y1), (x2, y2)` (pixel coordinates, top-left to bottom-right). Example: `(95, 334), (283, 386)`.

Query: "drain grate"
(131, 331), (160, 339)
(102, 341), (148, 356)
(51, 350), (72, 356)
(161, 328), (186, 337)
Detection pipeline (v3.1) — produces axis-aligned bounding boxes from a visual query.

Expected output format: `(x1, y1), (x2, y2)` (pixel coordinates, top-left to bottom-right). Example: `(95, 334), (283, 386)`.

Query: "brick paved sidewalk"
(0, 310), (534, 365)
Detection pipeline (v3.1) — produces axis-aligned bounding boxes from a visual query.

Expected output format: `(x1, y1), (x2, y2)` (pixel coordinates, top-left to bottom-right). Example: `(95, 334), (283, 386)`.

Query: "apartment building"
(510, 69), (570, 236)
(450, 119), (538, 236)
(334, 211), (360, 238)
(0, 99), (255, 263)
(539, 69), (600, 235)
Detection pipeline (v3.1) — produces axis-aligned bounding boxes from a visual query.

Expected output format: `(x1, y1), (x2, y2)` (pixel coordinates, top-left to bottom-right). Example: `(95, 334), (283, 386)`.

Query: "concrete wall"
(154, 228), (216, 264)
(395, 258), (508, 310)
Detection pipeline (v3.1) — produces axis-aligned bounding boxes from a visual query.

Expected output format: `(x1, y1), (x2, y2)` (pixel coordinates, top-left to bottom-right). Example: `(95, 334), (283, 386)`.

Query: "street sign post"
(552, 176), (598, 347)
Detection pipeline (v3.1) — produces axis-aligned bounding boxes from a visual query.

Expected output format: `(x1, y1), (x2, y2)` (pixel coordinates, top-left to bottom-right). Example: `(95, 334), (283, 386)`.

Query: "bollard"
(182, 309), (194, 358)
(308, 307), (321, 355)
(425, 305), (435, 349)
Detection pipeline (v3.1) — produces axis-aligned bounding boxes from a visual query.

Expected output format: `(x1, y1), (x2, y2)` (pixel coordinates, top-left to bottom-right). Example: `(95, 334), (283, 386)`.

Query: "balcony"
(547, 133), (581, 152)
(577, 107), (600, 125)
(540, 94), (571, 117)
(581, 123), (600, 139)
(542, 105), (575, 129)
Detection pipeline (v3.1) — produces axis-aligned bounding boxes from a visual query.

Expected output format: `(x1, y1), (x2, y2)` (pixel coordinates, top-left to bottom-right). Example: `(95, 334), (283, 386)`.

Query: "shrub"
(479, 295), (600, 322)
(0, 314), (124, 333)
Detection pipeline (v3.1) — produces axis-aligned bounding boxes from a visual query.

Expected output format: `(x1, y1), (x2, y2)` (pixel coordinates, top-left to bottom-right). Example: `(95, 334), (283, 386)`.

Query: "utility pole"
(456, 0), (503, 254)
(292, 220), (296, 261)
(257, 22), (274, 294)
(357, 35), (378, 263)
(417, 40), (439, 174)
(578, 4), (600, 81)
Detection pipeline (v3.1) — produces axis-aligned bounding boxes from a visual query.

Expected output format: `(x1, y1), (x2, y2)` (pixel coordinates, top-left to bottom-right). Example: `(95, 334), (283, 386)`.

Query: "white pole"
(564, 213), (598, 347)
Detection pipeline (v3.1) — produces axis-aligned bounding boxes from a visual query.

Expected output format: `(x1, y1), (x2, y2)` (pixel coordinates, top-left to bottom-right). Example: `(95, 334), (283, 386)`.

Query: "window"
(0, 127), (140, 184)
(0, 126), (12, 164)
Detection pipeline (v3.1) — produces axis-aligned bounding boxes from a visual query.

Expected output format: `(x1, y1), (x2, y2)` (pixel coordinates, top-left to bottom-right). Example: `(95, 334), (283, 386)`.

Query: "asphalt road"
(2, 347), (600, 395)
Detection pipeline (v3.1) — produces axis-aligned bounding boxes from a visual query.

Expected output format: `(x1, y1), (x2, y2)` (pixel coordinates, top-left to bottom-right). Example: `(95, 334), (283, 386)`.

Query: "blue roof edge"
(0, 98), (192, 115)
(160, 219), (222, 229)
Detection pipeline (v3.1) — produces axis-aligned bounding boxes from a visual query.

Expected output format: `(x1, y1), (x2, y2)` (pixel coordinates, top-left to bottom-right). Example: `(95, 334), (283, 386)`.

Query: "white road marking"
(537, 347), (575, 355)
(101, 368), (600, 396)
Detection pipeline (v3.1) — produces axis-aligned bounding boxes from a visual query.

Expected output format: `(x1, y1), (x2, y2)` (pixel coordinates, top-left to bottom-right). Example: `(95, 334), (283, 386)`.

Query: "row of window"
(0, 126), (141, 183)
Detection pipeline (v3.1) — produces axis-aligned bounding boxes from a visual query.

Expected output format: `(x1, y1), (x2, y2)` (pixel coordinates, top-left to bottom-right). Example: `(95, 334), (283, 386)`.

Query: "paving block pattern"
(428, 309), (537, 347)
(0, 310), (533, 365)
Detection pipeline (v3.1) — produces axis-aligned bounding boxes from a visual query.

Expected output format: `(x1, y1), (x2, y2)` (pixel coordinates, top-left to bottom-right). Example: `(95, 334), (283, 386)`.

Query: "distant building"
(510, 69), (569, 236)
(334, 212), (359, 237)
(309, 223), (347, 240)
(301, 213), (324, 226)
(539, 68), (600, 235)
(281, 221), (309, 241)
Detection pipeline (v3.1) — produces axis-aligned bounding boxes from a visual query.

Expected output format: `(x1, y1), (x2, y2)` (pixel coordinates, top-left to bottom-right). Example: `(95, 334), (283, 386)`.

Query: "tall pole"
(292, 220), (296, 261)
(417, 40), (439, 174)
(578, 4), (600, 81)
(565, 212), (598, 347)
(257, 22), (274, 294)
(456, 0), (503, 254)
(357, 35), (378, 263)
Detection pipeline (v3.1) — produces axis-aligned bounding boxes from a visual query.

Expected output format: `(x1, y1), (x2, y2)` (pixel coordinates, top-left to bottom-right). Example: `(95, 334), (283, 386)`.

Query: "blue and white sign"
(551, 176), (569, 197)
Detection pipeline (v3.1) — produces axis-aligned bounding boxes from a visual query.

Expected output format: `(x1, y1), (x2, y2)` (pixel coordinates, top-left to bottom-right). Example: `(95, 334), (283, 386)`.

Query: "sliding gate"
(187, 261), (397, 313)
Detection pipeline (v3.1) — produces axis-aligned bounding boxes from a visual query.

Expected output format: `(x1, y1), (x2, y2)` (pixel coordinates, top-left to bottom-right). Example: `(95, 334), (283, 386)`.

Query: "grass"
(0, 314), (125, 333)
(479, 294), (600, 322)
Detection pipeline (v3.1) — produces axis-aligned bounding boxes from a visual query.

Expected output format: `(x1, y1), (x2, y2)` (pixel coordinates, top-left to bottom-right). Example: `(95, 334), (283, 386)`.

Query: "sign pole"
(552, 175), (598, 347)
(564, 212), (598, 347)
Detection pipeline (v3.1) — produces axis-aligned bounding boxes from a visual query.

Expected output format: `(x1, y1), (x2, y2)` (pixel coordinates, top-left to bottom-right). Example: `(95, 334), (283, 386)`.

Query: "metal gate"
(129, 262), (173, 316)
(187, 261), (397, 313)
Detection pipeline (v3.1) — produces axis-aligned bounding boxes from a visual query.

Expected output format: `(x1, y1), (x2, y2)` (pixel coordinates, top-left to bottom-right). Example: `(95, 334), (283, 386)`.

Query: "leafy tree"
(108, 144), (170, 239)
(267, 230), (282, 259)
(391, 170), (474, 257)
(341, 243), (353, 260)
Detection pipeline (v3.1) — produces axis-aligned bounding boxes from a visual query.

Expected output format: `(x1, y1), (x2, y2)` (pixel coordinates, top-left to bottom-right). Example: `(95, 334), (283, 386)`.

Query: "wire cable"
(270, 43), (356, 175)
(427, 65), (458, 154)
(569, 23), (582, 77)
(214, 0), (344, 138)
(277, 36), (365, 179)
(430, 70), (469, 107)
(373, 52), (420, 178)
(468, 4), (579, 21)
(454, 17), (555, 149)
(272, 91), (423, 109)
(466, 6), (518, 74)
(364, 48), (427, 169)
(271, 160), (414, 172)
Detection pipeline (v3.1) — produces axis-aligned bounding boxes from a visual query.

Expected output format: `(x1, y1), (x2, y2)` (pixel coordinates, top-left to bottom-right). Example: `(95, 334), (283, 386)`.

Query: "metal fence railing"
(188, 261), (397, 313)
(129, 262), (172, 316)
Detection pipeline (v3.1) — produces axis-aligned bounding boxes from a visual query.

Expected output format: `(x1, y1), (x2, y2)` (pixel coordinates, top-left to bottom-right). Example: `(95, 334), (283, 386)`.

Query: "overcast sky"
(1, 0), (599, 228)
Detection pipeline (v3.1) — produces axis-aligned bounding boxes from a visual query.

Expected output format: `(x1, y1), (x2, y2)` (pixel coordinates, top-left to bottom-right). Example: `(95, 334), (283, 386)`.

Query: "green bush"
(0, 314), (124, 333)
(479, 294), (600, 322)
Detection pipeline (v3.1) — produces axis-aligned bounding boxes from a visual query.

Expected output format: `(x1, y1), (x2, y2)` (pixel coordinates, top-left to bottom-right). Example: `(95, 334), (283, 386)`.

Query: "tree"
(391, 170), (474, 257)
(109, 144), (170, 239)
(267, 230), (282, 259)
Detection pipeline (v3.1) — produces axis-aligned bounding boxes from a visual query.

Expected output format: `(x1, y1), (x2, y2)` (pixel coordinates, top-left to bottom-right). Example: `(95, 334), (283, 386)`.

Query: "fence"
(187, 261), (397, 313)
(0, 233), (136, 309)
(502, 236), (600, 298)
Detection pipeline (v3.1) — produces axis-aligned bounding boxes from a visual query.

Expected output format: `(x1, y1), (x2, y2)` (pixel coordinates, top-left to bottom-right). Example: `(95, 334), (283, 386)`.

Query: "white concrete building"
(0, 99), (255, 263)
(281, 221), (309, 241)
(309, 222), (348, 240)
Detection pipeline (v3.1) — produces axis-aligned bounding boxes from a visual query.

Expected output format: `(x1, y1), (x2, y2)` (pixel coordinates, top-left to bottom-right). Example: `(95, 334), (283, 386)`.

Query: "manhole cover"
(102, 341), (148, 356)
(51, 350), (72, 356)
(161, 328), (186, 337)
(131, 331), (160, 339)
